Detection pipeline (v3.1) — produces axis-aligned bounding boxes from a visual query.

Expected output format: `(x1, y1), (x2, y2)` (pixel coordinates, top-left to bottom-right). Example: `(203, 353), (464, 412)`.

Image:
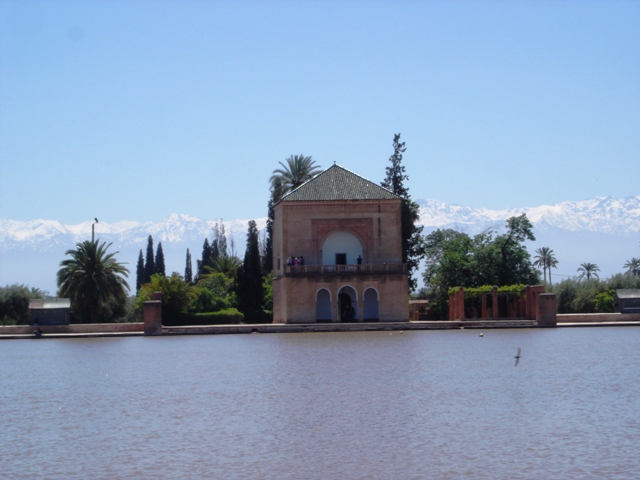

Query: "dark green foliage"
(594, 290), (616, 313)
(191, 272), (237, 312)
(166, 308), (244, 326)
(237, 220), (264, 320)
(57, 240), (130, 323)
(262, 272), (273, 313)
(262, 199), (274, 274)
(197, 238), (212, 279)
(422, 216), (539, 318)
(381, 133), (425, 291)
(143, 235), (155, 285)
(136, 273), (192, 324)
(154, 242), (166, 277)
(136, 249), (144, 292)
(185, 248), (193, 284)
(0, 284), (46, 325)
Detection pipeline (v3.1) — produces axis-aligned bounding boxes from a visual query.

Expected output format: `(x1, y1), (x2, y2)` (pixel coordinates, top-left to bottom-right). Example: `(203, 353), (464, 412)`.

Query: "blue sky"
(1, 0), (638, 224)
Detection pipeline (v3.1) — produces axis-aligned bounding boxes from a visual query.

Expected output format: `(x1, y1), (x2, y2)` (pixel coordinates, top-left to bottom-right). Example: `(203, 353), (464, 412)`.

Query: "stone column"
(492, 286), (498, 319)
(536, 293), (557, 327)
(458, 287), (465, 320)
(481, 293), (489, 319)
(144, 291), (163, 336)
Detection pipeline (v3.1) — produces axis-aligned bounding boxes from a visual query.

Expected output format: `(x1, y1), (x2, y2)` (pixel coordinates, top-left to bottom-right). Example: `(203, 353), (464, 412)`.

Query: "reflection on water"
(2, 328), (640, 479)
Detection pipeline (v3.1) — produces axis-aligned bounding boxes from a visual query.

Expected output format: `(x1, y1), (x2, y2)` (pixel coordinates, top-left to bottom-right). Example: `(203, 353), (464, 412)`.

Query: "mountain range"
(1, 195), (638, 294)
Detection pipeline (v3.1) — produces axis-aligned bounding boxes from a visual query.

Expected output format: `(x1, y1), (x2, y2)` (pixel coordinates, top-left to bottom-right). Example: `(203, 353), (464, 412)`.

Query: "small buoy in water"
(460, 326), (464, 330)
(479, 333), (484, 337)
(400, 331), (403, 334)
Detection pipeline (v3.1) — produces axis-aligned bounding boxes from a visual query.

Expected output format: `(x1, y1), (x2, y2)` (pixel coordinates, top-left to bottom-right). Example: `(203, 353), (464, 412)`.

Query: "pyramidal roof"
(280, 164), (399, 202)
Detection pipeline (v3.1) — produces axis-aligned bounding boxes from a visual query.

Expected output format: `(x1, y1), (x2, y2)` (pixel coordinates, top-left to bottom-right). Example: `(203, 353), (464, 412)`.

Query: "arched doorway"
(338, 286), (358, 322)
(316, 289), (332, 323)
(322, 231), (363, 265)
(363, 288), (379, 321)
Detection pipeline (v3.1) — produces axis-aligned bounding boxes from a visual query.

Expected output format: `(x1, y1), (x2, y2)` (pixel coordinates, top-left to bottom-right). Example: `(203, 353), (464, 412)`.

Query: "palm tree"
(547, 251), (559, 285)
(203, 255), (243, 278)
(624, 257), (640, 277)
(576, 262), (600, 281)
(269, 154), (322, 203)
(533, 247), (550, 283)
(533, 247), (559, 284)
(57, 240), (129, 323)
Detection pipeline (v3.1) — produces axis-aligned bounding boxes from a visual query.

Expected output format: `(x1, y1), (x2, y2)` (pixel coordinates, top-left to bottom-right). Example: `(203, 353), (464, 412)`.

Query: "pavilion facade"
(272, 164), (409, 323)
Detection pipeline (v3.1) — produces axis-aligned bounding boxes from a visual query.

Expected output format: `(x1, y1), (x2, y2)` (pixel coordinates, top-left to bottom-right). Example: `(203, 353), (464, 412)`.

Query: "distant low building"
(272, 164), (409, 323)
(29, 297), (71, 325)
(615, 289), (640, 314)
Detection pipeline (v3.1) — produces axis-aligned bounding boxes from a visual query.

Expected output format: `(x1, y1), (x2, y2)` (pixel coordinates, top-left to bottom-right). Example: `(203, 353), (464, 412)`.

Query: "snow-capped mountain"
(0, 215), (267, 252)
(416, 195), (640, 234)
(1, 196), (638, 293)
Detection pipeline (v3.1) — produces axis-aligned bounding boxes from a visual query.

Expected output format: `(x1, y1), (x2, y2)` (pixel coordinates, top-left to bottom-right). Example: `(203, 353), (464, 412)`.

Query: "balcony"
(284, 263), (407, 277)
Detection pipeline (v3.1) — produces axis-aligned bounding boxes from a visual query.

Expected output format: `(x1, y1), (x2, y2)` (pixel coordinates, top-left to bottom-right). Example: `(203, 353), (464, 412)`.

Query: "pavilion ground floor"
(272, 272), (409, 324)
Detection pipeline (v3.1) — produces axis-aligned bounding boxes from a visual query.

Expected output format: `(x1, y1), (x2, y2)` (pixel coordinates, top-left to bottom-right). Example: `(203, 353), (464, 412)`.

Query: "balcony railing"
(284, 263), (407, 276)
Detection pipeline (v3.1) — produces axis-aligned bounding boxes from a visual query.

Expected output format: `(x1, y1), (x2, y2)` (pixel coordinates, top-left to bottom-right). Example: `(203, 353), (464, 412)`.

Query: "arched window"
(316, 289), (332, 322)
(322, 231), (363, 265)
(363, 288), (379, 321)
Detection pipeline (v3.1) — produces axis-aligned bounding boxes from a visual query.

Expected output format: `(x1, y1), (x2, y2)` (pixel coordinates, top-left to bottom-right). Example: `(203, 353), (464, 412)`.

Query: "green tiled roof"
(281, 164), (399, 202)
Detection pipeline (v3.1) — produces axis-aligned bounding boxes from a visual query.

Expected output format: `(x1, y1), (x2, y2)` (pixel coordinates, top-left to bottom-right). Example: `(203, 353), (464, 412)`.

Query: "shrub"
(594, 289), (616, 313)
(165, 308), (244, 326)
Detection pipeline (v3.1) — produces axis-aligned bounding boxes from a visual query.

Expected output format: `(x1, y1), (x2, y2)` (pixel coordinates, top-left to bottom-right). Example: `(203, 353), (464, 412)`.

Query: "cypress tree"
(381, 133), (425, 292)
(262, 199), (274, 274)
(238, 220), (264, 320)
(185, 248), (193, 283)
(136, 249), (145, 292)
(198, 238), (211, 277)
(155, 242), (166, 277)
(143, 235), (155, 284)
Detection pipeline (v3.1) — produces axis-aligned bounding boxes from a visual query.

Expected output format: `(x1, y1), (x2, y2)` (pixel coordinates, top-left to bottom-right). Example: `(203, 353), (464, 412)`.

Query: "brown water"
(2, 328), (640, 479)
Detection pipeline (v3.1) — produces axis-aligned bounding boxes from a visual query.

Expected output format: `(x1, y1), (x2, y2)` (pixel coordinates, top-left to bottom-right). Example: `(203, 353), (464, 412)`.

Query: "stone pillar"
(481, 293), (489, 319)
(492, 286), (498, 319)
(458, 287), (465, 320)
(536, 293), (557, 327)
(449, 293), (455, 320)
(144, 291), (163, 336)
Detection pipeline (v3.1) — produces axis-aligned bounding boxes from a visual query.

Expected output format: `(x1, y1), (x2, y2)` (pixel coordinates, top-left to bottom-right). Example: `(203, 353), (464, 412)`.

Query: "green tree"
(262, 199), (274, 274)
(422, 215), (539, 318)
(185, 248), (193, 283)
(577, 262), (600, 281)
(136, 249), (144, 292)
(381, 133), (425, 291)
(237, 220), (264, 319)
(197, 238), (212, 279)
(204, 255), (242, 278)
(57, 240), (130, 323)
(191, 272), (237, 313)
(136, 273), (192, 323)
(534, 247), (559, 284)
(155, 242), (166, 277)
(143, 235), (155, 284)
(594, 289), (616, 313)
(0, 284), (47, 325)
(623, 257), (640, 277)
